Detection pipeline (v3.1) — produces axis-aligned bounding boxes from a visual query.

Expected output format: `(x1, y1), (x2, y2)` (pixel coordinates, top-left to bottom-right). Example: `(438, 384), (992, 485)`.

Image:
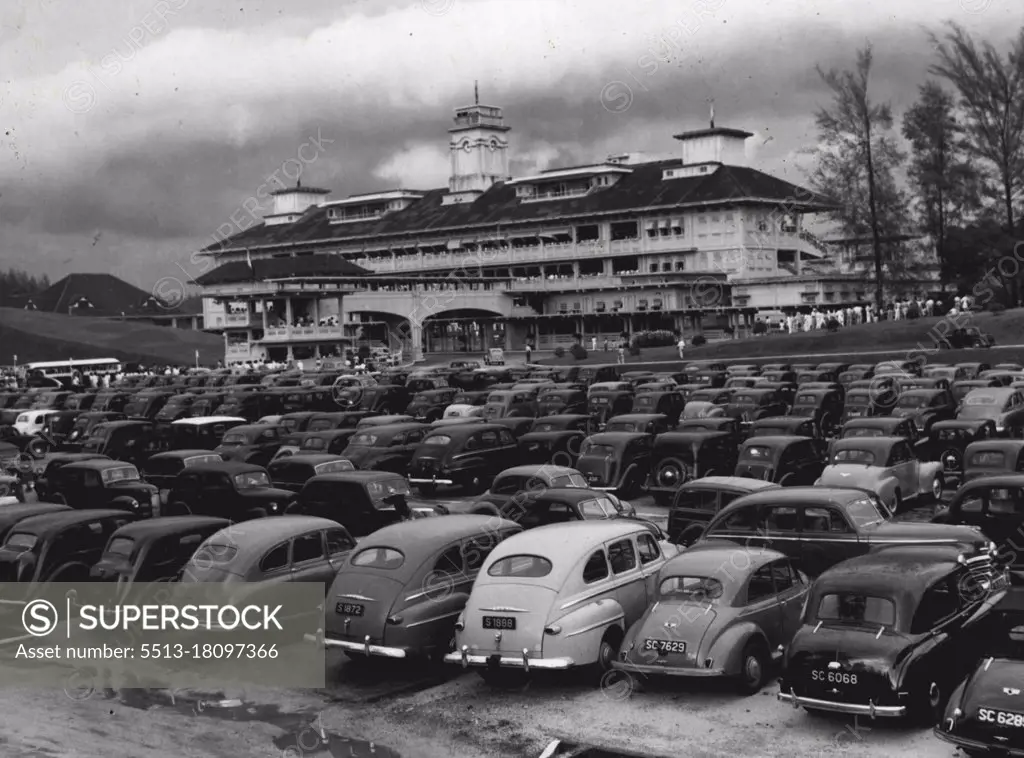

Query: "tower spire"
(709, 99), (715, 129)
(474, 80), (479, 105)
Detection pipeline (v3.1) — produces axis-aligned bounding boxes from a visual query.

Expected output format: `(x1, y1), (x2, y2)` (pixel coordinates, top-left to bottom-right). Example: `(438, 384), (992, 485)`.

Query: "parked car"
(932, 474), (1024, 583)
(516, 415), (596, 467)
(89, 516), (230, 585)
(0, 509), (139, 585)
(152, 393), (197, 423)
(666, 477), (780, 546)
(697, 487), (992, 577)
(122, 390), (176, 421)
(446, 520), (679, 680)
(536, 388), (588, 417)
(266, 454), (355, 493)
(480, 487), (637, 529)
(647, 430), (739, 505)
(287, 471), (434, 537)
(629, 391), (685, 425)
(938, 326), (996, 349)
(890, 389), (957, 434)
(13, 409), (62, 437)
(613, 545), (809, 694)
(787, 388), (845, 437)
(408, 423), (520, 496)
(462, 465), (589, 515)
(748, 417), (821, 446)
(920, 419), (997, 483)
(778, 545), (1006, 723)
(490, 416), (537, 439)
(42, 459), (160, 517)
(405, 388), (459, 422)
(61, 411), (127, 451)
(955, 362), (993, 380)
(163, 461), (295, 520)
(951, 378), (1002, 404)
(0, 502), (72, 542)
(962, 440), (1024, 481)
(733, 436), (824, 487)
(603, 413), (672, 435)
(181, 516), (354, 589)
(338, 423), (428, 473)
(935, 610), (1024, 754)
(587, 382), (635, 425)
(214, 423), (285, 467)
(958, 387), (1024, 436)
(838, 416), (922, 445)
(277, 411), (320, 434)
(78, 420), (159, 465)
(142, 450), (224, 492)
(320, 515), (521, 663)
(818, 436), (945, 510)
(575, 432), (653, 495)
(840, 387), (895, 424)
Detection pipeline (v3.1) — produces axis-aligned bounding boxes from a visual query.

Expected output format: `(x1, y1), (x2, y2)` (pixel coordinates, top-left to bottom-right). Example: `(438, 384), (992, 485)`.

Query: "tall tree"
(901, 80), (983, 285)
(807, 45), (907, 309)
(929, 22), (1024, 234)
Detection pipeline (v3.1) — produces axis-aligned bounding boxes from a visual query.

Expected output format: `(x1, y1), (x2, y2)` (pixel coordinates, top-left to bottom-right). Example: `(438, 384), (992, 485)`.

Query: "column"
(222, 331), (229, 364)
(261, 300), (268, 331)
(312, 298), (320, 325)
(411, 322), (423, 362)
(285, 297), (293, 326)
(573, 261), (580, 277)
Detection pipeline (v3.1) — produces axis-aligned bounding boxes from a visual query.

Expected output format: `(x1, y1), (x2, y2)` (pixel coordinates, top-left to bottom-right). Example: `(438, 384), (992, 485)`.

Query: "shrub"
(553, 346), (565, 358)
(988, 301), (1007, 313)
(629, 344), (641, 356)
(752, 321), (768, 335)
(691, 334), (707, 347)
(570, 344), (588, 360)
(906, 304), (920, 319)
(629, 329), (676, 348)
(723, 326), (735, 337)
(827, 318), (839, 332)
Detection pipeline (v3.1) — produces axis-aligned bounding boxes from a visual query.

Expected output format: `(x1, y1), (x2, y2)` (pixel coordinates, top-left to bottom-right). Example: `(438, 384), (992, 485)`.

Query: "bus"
(20, 358), (123, 387)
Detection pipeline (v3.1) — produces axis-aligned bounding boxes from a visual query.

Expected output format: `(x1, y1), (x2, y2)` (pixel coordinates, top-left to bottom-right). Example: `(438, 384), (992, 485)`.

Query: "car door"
(908, 574), (968, 691)
(743, 563), (784, 648)
(799, 506), (860, 577)
(770, 558), (807, 649)
(886, 440), (918, 497)
(606, 537), (648, 624)
(704, 503), (767, 551)
(289, 530), (335, 585)
(635, 531), (666, 598)
(759, 504), (801, 565)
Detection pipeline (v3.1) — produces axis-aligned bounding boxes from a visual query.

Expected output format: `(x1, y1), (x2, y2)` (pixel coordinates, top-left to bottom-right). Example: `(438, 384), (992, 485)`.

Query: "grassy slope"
(541, 309), (1024, 368)
(0, 308), (224, 366)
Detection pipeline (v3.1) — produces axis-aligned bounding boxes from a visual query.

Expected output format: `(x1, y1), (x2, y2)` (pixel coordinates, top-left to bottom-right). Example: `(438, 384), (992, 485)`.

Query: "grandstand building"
(197, 99), (865, 363)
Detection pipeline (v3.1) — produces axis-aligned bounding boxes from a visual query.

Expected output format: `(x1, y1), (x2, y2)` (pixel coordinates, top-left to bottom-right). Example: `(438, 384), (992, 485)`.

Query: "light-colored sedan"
(612, 545), (808, 694)
(816, 436), (944, 510)
(445, 520), (679, 682)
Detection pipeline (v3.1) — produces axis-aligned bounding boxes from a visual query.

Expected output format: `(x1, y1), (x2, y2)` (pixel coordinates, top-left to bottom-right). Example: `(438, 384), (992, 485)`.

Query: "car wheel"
(930, 476), (943, 502)
(27, 438), (48, 458)
(736, 640), (768, 695)
(166, 501), (191, 516)
(893, 490), (904, 513)
(0, 483), (9, 498)
(653, 458), (688, 490)
(591, 628), (623, 682)
(417, 484), (437, 497)
(911, 681), (945, 726)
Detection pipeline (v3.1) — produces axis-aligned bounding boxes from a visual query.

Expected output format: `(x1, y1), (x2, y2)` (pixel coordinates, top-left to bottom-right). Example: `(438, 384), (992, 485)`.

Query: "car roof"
(85, 419), (151, 429)
(110, 516), (231, 539)
(61, 459), (139, 471)
(586, 432), (650, 443)
(307, 470), (406, 483)
(956, 473), (1024, 491)
(843, 417), (906, 428)
(172, 416), (247, 425)
(424, 423), (508, 438)
(148, 450), (222, 460)
(535, 487), (610, 504)
(354, 423), (425, 435)
(607, 414), (666, 422)
(741, 435), (812, 448)
(899, 389), (944, 398)
(355, 515), (520, 569)
(965, 387), (1014, 397)
(965, 440), (1024, 451)
(496, 465), (580, 479)
(726, 486), (871, 508)
(0, 503), (71, 526)
(270, 454), (348, 466)
(680, 476), (780, 492)
(204, 516), (343, 556)
(12, 509), (135, 536)
(815, 545), (964, 602)
(832, 436), (903, 452)
(659, 544), (786, 584)
(180, 461), (267, 474)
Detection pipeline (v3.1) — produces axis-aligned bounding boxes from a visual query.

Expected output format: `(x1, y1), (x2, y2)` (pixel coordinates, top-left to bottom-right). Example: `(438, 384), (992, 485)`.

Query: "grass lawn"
(539, 309), (1024, 369)
(0, 308), (225, 366)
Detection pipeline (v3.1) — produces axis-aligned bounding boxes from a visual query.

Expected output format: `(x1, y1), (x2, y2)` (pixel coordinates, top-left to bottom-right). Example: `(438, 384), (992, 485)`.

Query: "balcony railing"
(224, 312), (256, 327)
(261, 325), (346, 342)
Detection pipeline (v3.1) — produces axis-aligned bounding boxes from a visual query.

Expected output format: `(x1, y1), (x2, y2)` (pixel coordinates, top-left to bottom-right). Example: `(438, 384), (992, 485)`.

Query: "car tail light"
(544, 625), (561, 635)
(454, 620), (464, 631)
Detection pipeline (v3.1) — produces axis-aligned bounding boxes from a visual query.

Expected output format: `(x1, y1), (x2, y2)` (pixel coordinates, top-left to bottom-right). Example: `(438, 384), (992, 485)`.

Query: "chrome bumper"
(611, 661), (725, 678)
(934, 727), (1024, 756)
(443, 646), (573, 671)
(303, 632), (407, 659)
(777, 689), (905, 718)
(409, 478), (454, 485)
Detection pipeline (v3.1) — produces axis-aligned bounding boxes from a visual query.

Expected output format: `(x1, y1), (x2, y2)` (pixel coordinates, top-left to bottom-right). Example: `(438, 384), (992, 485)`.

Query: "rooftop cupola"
(442, 83), (511, 206)
(265, 180), (330, 226)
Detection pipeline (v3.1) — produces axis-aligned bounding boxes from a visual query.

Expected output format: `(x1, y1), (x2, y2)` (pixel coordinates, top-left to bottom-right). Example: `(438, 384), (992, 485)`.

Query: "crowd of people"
(764, 295), (975, 334)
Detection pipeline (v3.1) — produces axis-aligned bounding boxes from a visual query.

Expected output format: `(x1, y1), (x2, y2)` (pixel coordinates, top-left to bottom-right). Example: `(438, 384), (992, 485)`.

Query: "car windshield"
(578, 497), (616, 518)
(965, 393), (1000, 406)
(897, 396), (930, 409)
(487, 555), (553, 578)
(845, 395), (870, 407)
(844, 498), (886, 528)
(844, 428), (883, 438)
(816, 593), (896, 627)
(605, 422), (638, 432)
(553, 473), (587, 488)
(960, 487), (1024, 515)
(314, 460), (354, 475)
(969, 451), (1005, 467)
(581, 442), (617, 457)
(741, 445), (772, 460)
(233, 471), (270, 489)
(3, 533), (38, 553)
(351, 547), (405, 570)
(301, 437), (326, 451)
(105, 537), (135, 559)
(731, 395), (757, 405)
(367, 478), (412, 501)
(101, 466), (140, 484)
(833, 449), (876, 465)
(349, 433), (379, 447)
(220, 432), (249, 445)
(658, 576), (724, 602)
(422, 434), (452, 447)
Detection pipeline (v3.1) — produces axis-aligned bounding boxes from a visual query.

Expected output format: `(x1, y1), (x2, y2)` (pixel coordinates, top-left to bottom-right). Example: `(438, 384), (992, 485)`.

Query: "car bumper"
(777, 689), (906, 718)
(934, 727), (1024, 756)
(444, 647), (574, 671)
(303, 632), (407, 659)
(611, 661), (725, 677)
(409, 477), (454, 485)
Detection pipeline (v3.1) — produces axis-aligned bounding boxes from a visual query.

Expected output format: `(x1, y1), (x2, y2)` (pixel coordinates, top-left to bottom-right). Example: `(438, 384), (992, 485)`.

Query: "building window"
(699, 215), (708, 225)
(652, 298), (663, 310)
(576, 224), (600, 242)
(613, 299), (623, 310)
(661, 263), (671, 272)
(675, 261), (686, 271)
(671, 219), (683, 236)
(558, 302), (569, 313)
(649, 264), (658, 273)
(637, 299), (648, 310)
(596, 301), (606, 312)
(610, 221), (639, 241)
(572, 301), (582, 312)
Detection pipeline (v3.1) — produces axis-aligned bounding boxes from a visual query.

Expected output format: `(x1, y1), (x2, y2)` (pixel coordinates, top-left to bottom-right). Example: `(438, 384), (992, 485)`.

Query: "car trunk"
(575, 455), (617, 488)
(784, 625), (901, 706)
(955, 658), (1024, 744)
(462, 582), (555, 658)
(734, 462), (773, 481)
(325, 572), (404, 646)
(634, 602), (717, 668)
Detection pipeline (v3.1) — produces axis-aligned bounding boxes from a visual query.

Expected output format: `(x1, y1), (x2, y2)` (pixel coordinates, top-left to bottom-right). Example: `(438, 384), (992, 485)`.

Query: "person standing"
(676, 333), (686, 360)
(524, 339), (533, 364)
(617, 337), (626, 365)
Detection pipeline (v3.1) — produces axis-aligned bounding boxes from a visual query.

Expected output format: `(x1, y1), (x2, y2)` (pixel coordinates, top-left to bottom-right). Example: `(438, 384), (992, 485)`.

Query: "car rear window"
(581, 442), (616, 456)
(832, 449), (876, 465)
(604, 422), (637, 432)
(301, 437), (326, 451)
(351, 547), (404, 569)
(965, 394), (999, 405)
(659, 576), (724, 601)
(102, 466), (141, 484)
(551, 473), (587, 488)
(741, 446), (772, 460)
(349, 433), (378, 446)
(677, 489), (718, 510)
(220, 432), (248, 444)
(191, 544), (238, 564)
(422, 435), (452, 446)
(487, 555), (553, 578)
(105, 537), (135, 558)
(816, 593), (895, 626)
(578, 498), (616, 519)
(969, 451), (1005, 467)
(3, 533), (37, 553)
(844, 498), (885, 528)
(897, 395), (930, 409)
(314, 460), (355, 475)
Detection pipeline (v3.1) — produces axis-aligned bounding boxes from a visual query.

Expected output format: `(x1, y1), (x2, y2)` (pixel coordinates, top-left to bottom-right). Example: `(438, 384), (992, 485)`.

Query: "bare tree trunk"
(864, 117), (884, 309)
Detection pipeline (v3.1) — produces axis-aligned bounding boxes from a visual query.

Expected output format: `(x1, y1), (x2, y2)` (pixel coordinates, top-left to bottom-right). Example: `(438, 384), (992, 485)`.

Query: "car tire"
(910, 681), (945, 726)
(929, 476), (943, 502)
(736, 640), (768, 695)
(417, 484), (437, 497)
(591, 628), (623, 683)
(653, 458), (688, 490)
(166, 501), (191, 516)
(27, 438), (48, 458)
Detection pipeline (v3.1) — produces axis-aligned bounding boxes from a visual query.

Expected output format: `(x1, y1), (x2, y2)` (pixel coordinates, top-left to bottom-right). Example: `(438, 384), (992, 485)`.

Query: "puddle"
(115, 689), (401, 757)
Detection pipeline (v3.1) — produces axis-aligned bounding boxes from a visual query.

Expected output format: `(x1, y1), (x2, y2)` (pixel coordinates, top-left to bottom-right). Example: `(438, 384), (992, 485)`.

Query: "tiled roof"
(196, 253), (372, 286)
(202, 161), (834, 254)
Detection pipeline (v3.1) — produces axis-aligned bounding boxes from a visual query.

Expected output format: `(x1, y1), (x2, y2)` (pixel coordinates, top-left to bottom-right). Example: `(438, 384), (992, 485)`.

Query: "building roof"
(201, 161), (835, 255)
(196, 253), (371, 286)
(16, 274), (157, 317)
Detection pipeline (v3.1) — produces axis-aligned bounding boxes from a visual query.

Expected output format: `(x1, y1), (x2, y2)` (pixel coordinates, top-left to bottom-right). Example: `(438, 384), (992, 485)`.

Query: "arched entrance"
(423, 309), (505, 354)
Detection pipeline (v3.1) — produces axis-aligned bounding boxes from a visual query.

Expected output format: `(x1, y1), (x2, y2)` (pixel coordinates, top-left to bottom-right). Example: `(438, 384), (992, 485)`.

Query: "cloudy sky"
(0, 0), (1018, 290)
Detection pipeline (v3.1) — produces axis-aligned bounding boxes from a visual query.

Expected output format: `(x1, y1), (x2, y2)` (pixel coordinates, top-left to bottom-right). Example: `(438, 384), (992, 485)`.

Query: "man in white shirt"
(677, 335), (686, 359)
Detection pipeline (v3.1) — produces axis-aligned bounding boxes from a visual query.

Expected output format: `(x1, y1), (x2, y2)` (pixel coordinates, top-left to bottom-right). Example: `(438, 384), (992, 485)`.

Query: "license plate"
(586, 474), (598, 481)
(811, 670), (858, 685)
(482, 616), (516, 630)
(642, 639), (686, 655)
(978, 708), (1024, 727)
(335, 602), (364, 616)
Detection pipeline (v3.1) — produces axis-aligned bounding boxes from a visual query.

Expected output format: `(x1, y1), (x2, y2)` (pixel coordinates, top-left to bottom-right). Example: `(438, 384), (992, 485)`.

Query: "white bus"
(21, 358), (123, 384)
